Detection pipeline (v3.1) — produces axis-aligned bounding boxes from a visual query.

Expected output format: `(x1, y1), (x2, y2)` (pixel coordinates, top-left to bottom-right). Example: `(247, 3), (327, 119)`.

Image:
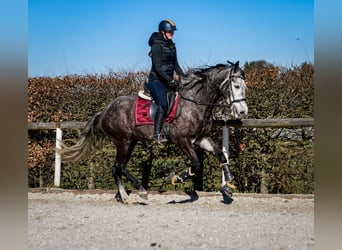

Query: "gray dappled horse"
(61, 61), (248, 203)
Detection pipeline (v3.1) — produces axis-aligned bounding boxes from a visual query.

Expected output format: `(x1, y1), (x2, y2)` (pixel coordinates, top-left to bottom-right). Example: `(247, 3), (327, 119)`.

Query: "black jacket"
(148, 32), (184, 84)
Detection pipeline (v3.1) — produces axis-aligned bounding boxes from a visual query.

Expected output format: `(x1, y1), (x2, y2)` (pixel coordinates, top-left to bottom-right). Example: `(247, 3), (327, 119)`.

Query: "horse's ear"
(233, 61), (240, 72)
(227, 60), (234, 66)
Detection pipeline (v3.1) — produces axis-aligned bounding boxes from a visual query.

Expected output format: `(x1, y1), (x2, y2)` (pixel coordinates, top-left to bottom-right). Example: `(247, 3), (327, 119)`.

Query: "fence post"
(222, 124), (229, 186)
(54, 126), (62, 187)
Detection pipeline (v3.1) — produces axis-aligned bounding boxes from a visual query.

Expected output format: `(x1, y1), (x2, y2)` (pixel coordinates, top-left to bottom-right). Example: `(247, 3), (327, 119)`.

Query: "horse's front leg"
(197, 137), (235, 197)
(168, 139), (201, 185)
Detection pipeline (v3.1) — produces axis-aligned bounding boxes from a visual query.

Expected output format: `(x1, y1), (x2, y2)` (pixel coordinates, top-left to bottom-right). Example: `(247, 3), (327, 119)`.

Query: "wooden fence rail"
(28, 118), (314, 130)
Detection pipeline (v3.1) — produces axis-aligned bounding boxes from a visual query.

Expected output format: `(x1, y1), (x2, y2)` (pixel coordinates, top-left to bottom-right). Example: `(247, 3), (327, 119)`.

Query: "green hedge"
(28, 61), (314, 193)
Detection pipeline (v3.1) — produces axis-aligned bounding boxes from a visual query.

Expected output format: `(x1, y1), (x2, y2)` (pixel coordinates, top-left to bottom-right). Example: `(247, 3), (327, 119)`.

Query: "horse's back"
(104, 95), (135, 114)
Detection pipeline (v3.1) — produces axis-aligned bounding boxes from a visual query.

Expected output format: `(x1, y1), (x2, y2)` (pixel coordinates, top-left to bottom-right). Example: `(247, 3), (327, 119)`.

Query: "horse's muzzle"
(231, 102), (248, 119)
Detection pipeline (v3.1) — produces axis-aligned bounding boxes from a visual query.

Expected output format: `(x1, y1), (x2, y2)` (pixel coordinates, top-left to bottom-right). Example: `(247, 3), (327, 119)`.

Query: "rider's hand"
(168, 80), (179, 90)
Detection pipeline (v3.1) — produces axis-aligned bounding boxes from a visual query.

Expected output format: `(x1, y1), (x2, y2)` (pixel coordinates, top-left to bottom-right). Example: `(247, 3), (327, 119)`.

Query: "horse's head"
(218, 61), (248, 119)
(181, 61), (248, 119)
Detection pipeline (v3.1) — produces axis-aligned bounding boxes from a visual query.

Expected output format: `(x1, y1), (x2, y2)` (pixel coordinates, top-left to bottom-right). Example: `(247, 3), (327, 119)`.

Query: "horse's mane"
(181, 64), (230, 90)
(187, 64), (227, 77)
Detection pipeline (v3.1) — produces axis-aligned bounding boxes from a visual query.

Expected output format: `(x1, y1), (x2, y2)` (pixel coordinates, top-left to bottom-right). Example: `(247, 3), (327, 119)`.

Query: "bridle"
(220, 67), (246, 106)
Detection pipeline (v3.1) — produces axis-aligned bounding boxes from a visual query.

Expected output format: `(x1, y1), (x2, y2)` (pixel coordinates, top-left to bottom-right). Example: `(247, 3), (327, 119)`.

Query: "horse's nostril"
(240, 111), (245, 115)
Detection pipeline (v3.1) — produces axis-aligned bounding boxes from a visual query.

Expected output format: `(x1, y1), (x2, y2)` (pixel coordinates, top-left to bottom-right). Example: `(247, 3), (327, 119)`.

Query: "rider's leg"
(146, 81), (168, 144)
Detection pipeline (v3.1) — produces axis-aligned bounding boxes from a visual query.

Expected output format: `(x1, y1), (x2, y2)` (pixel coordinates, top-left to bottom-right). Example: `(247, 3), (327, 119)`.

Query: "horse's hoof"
(138, 191), (148, 200)
(220, 185), (233, 197)
(115, 191), (130, 204)
(114, 192), (122, 202)
(165, 172), (181, 185)
(185, 190), (199, 201)
(138, 186), (148, 200)
(115, 196), (129, 204)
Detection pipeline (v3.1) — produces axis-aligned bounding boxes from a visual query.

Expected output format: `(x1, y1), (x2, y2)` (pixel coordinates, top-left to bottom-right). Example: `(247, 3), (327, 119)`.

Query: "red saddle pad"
(134, 95), (179, 126)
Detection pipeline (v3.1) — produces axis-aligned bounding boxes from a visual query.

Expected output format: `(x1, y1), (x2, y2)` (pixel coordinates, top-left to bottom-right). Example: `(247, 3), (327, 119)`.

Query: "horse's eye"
(234, 85), (240, 89)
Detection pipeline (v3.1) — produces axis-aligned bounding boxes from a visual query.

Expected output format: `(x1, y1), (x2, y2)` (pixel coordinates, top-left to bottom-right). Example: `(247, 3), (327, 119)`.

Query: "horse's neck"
(184, 83), (219, 105)
(182, 83), (220, 120)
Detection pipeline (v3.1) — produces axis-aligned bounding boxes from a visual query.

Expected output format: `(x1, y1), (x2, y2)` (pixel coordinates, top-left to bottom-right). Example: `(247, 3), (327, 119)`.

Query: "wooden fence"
(28, 118), (314, 130)
(28, 118), (314, 188)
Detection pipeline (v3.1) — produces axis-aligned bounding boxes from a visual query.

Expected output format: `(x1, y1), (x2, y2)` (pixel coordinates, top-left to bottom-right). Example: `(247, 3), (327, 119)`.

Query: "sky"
(28, 0), (314, 77)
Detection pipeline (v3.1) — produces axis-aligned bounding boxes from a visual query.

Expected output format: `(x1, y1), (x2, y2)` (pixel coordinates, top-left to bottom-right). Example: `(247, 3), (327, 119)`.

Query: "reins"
(179, 92), (232, 108)
(179, 91), (246, 108)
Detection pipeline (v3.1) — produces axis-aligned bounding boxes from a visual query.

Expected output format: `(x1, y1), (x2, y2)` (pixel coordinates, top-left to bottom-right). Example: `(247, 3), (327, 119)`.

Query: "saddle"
(134, 85), (179, 126)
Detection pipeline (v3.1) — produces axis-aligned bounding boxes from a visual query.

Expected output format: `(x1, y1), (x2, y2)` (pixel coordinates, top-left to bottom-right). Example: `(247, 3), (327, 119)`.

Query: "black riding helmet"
(158, 19), (177, 32)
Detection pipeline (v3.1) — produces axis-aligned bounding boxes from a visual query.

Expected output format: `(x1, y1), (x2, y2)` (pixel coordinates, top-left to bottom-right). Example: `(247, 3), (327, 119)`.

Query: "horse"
(60, 61), (248, 203)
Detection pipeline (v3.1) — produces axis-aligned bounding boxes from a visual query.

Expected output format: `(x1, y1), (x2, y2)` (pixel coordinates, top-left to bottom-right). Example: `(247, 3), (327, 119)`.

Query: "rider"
(145, 19), (185, 144)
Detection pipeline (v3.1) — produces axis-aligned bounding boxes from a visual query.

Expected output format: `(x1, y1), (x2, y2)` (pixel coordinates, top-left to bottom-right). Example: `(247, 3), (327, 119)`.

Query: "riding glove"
(167, 79), (180, 90)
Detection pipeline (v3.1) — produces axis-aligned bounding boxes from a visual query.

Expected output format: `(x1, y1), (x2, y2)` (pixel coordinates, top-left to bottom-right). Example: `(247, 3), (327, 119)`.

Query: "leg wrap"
(222, 163), (234, 182)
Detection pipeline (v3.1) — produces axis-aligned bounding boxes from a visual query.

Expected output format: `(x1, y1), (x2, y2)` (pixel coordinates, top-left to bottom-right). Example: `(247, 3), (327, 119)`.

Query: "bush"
(28, 62), (314, 193)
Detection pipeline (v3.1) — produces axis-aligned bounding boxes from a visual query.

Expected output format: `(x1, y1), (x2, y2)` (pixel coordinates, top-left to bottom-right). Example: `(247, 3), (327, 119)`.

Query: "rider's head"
(158, 19), (177, 40)
(158, 19), (177, 32)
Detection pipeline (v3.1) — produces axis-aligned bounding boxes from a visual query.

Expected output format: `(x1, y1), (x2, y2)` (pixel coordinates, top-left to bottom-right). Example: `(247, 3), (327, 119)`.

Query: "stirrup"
(154, 133), (167, 144)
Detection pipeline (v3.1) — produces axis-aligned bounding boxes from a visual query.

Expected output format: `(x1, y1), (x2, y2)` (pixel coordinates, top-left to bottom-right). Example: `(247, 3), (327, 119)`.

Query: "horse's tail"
(60, 112), (102, 162)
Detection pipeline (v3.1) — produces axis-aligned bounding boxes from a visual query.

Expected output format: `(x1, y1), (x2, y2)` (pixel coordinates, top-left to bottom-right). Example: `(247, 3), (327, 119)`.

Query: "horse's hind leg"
(112, 141), (133, 203)
(112, 161), (129, 203)
(122, 170), (148, 199)
(112, 141), (147, 203)
(121, 140), (148, 199)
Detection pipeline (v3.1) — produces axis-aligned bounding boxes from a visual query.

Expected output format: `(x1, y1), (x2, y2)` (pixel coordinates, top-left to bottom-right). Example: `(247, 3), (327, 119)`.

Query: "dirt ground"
(28, 188), (314, 249)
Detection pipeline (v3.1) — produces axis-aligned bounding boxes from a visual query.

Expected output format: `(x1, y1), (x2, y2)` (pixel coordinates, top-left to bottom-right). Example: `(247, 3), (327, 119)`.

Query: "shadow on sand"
(166, 191), (199, 204)
(166, 191), (234, 205)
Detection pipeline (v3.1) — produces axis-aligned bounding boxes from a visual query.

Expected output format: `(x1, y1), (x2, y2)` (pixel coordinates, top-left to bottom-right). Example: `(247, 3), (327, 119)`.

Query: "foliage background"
(28, 61), (314, 193)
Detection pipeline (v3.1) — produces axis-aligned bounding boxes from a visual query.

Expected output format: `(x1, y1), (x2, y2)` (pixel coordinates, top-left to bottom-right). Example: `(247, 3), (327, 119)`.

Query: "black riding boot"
(154, 110), (167, 144)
